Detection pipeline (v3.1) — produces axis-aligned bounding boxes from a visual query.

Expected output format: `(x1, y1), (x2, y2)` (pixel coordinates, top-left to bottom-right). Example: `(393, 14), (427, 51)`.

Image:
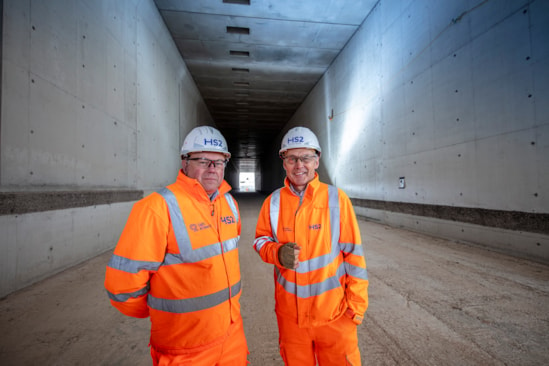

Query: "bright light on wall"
(239, 172), (255, 192)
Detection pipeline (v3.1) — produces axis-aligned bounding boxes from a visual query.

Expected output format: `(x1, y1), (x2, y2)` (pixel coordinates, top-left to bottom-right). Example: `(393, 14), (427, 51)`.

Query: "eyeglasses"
(283, 154), (317, 165)
(186, 157), (228, 169)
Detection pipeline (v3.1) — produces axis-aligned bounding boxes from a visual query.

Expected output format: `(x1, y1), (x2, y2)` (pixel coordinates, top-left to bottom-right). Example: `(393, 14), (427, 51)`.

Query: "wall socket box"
(399, 177), (406, 189)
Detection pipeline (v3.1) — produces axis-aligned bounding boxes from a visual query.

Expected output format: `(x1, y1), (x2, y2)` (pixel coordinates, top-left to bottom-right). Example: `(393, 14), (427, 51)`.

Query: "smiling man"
(254, 126), (369, 365)
(105, 126), (248, 365)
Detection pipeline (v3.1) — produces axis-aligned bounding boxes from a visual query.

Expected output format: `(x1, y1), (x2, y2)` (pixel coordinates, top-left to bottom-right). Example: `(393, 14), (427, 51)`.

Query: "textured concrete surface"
(2, 0), (548, 310)
(0, 193), (547, 365)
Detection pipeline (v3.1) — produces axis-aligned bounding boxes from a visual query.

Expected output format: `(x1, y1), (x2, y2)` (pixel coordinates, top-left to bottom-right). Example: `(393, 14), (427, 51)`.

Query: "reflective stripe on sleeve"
(107, 254), (162, 273)
(107, 285), (149, 302)
(339, 242), (364, 256)
(344, 262), (368, 280)
(254, 235), (274, 252)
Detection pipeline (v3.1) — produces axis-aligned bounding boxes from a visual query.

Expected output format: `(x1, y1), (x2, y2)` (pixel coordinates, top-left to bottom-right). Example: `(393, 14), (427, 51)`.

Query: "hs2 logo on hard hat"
(204, 138), (224, 147)
(288, 136), (304, 144)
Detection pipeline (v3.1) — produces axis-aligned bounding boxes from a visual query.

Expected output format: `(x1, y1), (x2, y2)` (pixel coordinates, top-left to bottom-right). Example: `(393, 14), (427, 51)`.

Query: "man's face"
(282, 148), (319, 192)
(182, 152), (228, 195)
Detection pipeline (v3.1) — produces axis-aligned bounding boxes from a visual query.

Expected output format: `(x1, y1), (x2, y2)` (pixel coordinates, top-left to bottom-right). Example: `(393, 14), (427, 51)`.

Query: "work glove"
(278, 242), (301, 269)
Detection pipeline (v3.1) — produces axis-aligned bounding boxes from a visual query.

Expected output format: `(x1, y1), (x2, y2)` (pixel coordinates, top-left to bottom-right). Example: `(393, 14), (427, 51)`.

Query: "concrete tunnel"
(0, 0), (548, 365)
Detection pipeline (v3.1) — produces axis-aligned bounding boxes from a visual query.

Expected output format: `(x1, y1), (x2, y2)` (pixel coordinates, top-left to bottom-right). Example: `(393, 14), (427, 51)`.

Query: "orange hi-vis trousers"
(277, 313), (361, 366)
(150, 319), (249, 366)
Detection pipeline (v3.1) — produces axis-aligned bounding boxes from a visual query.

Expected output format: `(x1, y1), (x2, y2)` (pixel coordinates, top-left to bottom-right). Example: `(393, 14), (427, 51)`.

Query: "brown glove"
(278, 242), (301, 269)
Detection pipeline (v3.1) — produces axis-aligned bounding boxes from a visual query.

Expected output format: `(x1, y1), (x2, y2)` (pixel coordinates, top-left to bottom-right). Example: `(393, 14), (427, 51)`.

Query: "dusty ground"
(1, 193), (548, 365)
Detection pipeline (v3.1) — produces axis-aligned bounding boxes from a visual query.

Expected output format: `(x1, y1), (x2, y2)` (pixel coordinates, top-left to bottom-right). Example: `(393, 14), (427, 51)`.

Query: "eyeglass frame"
(280, 153), (319, 165)
(185, 157), (228, 169)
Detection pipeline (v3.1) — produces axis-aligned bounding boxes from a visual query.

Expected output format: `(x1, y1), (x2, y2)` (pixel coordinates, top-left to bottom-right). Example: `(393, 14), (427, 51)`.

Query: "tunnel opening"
(239, 172), (255, 192)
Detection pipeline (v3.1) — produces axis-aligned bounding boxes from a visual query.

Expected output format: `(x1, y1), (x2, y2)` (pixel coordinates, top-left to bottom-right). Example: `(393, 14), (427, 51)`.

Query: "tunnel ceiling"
(153, 0), (377, 171)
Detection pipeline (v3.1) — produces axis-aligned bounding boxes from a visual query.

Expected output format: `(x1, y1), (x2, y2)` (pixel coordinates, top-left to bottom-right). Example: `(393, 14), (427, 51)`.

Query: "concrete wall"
(0, 0), (213, 297)
(265, 0), (549, 262)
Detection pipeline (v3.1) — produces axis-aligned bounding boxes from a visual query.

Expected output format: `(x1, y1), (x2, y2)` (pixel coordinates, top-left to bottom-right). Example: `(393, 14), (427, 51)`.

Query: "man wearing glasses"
(105, 126), (248, 365)
(254, 126), (368, 365)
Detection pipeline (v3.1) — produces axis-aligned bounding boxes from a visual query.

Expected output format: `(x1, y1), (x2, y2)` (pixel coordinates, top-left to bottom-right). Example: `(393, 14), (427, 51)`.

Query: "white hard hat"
(180, 126), (231, 158)
(279, 126), (321, 155)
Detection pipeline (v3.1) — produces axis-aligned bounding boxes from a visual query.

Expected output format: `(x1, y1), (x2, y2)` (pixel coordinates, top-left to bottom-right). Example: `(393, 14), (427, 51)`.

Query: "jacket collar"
(284, 172), (320, 198)
(176, 170), (232, 202)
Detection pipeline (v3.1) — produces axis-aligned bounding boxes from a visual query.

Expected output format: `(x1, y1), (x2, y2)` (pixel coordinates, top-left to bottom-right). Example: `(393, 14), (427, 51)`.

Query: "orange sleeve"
(339, 189), (369, 316)
(104, 194), (169, 318)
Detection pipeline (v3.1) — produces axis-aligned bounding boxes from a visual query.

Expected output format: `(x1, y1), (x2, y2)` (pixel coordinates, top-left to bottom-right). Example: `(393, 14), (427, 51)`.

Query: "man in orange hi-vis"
(254, 126), (368, 365)
(105, 126), (248, 365)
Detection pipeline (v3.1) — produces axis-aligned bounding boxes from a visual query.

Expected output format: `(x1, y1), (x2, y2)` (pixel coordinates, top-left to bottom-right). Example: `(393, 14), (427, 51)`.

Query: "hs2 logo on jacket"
(189, 216), (235, 232)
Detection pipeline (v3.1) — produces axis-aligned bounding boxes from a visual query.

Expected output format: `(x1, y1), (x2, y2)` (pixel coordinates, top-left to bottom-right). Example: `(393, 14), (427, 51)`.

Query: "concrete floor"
(0, 193), (548, 365)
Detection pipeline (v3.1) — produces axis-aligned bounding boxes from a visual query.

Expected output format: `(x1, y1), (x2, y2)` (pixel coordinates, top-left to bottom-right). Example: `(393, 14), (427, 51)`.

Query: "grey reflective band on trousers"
(262, 185), (367, 298)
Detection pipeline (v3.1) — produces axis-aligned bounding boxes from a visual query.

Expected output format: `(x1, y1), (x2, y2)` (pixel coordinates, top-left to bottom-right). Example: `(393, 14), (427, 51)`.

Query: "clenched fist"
(278, 242), (301, 269)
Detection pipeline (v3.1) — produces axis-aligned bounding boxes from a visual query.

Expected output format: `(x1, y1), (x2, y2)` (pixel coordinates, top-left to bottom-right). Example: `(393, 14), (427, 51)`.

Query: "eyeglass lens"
(188, 158), (226, 168)
(285, 155), (316, 164)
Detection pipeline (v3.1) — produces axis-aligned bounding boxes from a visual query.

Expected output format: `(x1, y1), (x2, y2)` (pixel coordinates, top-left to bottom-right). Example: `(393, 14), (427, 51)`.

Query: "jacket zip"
(212, 198), (234, 319)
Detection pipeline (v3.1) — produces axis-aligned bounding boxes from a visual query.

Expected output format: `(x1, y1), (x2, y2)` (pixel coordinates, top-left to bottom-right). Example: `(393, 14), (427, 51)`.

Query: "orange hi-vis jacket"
(105, 171), (242, 353)
(254, 174), (368, 328)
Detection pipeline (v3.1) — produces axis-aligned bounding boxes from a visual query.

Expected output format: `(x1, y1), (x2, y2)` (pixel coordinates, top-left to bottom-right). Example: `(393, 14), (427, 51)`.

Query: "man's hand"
(278, 242), (301, 269)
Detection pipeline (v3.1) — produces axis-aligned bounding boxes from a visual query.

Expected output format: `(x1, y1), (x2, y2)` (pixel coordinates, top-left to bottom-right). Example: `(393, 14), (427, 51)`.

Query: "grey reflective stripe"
(107, 254), (162, 273)
(107, 285), (149, 302)
(328, 185), (340, 252)
(148, 281), (241, 313)
(163, 236), (239, 264)
(344, 262), (368, 280)
(254, 235), (275, 252)
(223, 236), (239, 252)
(269, 189), (282, 243)
(296, 248), (338, 274)
(340, 242), (363, 256)
(225, 193), (239, 224)
(158, 188), (191, 257)
(275, 263), (346, 298)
